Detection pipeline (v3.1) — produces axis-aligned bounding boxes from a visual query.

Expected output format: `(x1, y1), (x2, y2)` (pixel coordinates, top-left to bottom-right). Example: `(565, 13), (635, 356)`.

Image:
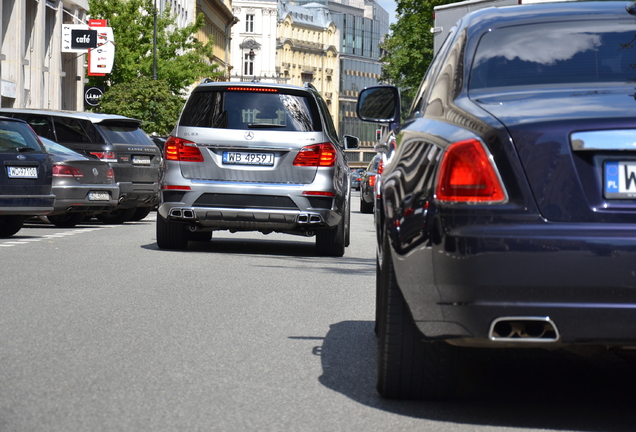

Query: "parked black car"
(359, 155), (382, 214)
(0, 109), (161, 223)
(357, 1), (636, 400)
(0, 117), (54, 237)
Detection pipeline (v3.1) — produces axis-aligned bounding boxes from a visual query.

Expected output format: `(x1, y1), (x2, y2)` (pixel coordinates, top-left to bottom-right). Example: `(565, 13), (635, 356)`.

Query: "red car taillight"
(89, 151), (117, 162)
(164, 136), (204, 162)
(293, 143), (336, 167)
(53, 165), (83, 178)
(106, 167), (115, 180)
(368, 174), (376, 188)
(435, 139), (505, 203)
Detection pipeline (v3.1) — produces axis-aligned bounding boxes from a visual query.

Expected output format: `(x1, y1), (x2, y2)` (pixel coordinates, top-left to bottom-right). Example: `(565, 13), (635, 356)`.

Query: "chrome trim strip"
(571, 130), (636, 151)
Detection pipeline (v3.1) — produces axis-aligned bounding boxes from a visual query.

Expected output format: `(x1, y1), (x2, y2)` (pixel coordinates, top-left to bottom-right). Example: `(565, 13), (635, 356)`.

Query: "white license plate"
(132, 155), (151, 165)
(605, 161), (636, 198)
(222, 152), (274, 166)
(7, 166), (37, 178)
(88, 191), (110, 201)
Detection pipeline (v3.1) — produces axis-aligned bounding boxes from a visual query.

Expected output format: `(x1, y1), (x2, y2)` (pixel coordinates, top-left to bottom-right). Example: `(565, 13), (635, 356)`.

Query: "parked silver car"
(157, 81), (359, 256)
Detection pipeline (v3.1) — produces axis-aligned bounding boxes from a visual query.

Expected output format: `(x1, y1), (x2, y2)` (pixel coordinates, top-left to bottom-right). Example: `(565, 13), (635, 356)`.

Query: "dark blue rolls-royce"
(357, 1), (636, 399)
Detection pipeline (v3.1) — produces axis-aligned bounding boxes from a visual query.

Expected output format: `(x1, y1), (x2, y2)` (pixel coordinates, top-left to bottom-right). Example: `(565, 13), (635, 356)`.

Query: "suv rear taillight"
(293, 143), (336, 167)
(106, 167), (115, 180)
(435, 139), (506, 203)
(164, 136), (204, 162)
(89, 151), (117, 162)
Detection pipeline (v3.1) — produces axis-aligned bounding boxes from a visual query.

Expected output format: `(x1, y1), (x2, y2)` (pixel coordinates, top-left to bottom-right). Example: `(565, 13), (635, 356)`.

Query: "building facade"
(276, 2), (339, 122)
(229, 0), (279, 83)
(1, 0), (88, 110)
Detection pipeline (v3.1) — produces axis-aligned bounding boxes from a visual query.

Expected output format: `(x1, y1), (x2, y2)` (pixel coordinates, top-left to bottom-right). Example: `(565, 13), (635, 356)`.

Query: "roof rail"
(304, 82), (317, 91)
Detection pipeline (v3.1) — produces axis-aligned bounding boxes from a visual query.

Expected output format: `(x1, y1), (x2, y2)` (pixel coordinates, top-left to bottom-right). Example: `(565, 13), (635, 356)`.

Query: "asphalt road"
(2, 192), (636, 432)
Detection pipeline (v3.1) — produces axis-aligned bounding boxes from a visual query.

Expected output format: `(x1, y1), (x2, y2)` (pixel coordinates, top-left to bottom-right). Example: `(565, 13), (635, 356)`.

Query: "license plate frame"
(132, 155), (151, 165)
(604, 161), (636, 199)
(88, 191), (111, 201)
(222, 151), (274, 166)
(7, 166), (38, 179)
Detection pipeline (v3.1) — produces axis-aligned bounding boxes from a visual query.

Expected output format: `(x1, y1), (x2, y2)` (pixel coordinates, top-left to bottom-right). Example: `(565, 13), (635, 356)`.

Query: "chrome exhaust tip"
(169, 208), (195, 219)
(489, 317), (559, 342)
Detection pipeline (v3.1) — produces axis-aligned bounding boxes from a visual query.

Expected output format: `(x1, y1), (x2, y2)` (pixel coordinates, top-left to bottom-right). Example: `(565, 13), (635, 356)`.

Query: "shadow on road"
(315, 320), (636, 431)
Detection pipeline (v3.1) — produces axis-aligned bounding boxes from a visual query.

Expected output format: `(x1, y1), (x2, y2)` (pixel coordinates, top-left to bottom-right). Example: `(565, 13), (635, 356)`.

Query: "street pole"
(153, 0), (157, 80)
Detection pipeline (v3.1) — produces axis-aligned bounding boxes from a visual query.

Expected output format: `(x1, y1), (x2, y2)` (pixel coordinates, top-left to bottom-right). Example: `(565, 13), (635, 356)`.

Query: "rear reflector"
(162, 185), (191, 190)
(302, 191), (335, 197)
(164, 137), (204, 162)
(436, 139), (506, 203)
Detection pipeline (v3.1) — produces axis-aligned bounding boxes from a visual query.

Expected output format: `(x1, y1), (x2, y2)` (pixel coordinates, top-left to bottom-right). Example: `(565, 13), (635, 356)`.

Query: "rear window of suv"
(179, 88), (322, 132)
(97, 123), (154, 145)
(470, 20), (636, 90)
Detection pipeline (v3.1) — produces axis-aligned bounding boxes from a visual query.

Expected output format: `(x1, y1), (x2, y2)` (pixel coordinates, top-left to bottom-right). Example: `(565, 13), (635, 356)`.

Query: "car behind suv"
(0, 109), (161, 223)
(0, 117), (55, 237)
(157, 81), (359, 256)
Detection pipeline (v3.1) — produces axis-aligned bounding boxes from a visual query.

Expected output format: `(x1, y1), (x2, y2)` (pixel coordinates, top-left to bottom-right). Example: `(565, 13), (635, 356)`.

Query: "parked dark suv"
(0, 117), (55, 237)
(0, 109), (161, 223)
(157, 81), (359, 256)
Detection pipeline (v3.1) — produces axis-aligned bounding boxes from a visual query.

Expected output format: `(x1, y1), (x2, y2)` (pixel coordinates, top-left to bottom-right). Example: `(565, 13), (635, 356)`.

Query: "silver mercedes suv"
(156, 81), (359, 256)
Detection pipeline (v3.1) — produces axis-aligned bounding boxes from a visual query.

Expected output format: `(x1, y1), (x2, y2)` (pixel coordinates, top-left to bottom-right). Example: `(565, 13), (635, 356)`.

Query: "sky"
(376, 0), (397, 26)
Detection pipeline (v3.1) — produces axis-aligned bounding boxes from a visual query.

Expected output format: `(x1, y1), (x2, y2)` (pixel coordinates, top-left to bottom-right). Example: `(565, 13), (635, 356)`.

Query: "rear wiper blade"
(247, 123), (286, 129)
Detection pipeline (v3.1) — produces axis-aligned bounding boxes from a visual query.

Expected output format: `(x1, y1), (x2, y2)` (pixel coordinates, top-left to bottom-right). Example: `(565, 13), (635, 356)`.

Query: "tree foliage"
(99, 77), (184, 136)
(380, 0), (456, 109)
(87, 0), (223, 133)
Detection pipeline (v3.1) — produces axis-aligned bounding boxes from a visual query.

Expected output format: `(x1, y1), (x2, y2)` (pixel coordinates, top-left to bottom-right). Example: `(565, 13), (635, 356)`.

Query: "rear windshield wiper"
(247, 123), (287, 129)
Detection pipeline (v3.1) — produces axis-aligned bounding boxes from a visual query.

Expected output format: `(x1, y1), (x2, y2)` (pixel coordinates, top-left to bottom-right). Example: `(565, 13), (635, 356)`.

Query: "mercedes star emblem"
(244, 131), (254, 140)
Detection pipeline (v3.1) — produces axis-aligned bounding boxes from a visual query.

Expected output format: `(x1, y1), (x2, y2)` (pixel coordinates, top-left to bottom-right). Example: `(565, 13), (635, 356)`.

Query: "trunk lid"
(474, 86), (636, 223)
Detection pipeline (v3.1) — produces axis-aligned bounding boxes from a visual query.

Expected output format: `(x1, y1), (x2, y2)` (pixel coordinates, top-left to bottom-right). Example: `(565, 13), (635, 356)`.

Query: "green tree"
(99, 77), (184, 136)
(87, 0), (223, 133)
(380, 0), (455, 109)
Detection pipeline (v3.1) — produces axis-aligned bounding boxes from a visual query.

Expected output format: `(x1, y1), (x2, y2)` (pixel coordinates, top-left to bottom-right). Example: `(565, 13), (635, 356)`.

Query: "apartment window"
(244, 52), (254, 76)
(246, 14), (254, 33)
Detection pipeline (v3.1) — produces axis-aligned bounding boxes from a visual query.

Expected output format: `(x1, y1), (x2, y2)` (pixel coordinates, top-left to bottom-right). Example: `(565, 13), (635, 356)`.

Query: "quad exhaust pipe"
(296, 213), (323, 224)
(169, 207), (196, 219)
(489, 317), (559, 342)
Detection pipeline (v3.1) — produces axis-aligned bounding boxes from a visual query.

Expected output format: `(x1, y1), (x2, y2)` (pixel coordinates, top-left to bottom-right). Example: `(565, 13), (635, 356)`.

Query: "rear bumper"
(0, 194), (55, 215)
(394, 220), (636, 347)
(117, 181), (160, 209)
(158, 182), (342, 233)
(51, 184), (120, 214)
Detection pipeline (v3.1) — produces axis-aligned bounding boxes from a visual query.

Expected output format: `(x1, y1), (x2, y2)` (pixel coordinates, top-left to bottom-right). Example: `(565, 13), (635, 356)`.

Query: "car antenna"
(627, 1), (636, 15)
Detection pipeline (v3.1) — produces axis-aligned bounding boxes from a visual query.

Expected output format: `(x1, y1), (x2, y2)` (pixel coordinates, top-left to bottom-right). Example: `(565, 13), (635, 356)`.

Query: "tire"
(0, 216), (23, 237)
(377, 232), (457, 400)
(156, 214), (189, 250)
(47, 212), (85, 228)
(360, 193), (374, 214)
(95, 207), (137, 224)
(129, 206), (153, 222)
(315, 212), (345, 257)
(189, 230), (212, 242)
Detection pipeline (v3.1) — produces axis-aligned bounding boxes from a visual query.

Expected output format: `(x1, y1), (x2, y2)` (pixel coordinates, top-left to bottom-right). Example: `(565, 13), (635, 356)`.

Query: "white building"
(1, 0), (89, 110)
(230, 0), (279, 82)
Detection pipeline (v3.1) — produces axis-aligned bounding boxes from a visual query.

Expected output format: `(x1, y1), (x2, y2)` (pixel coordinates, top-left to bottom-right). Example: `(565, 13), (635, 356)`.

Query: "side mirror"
(343, 134), (359, 150)
(357, 86), (401, 125)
